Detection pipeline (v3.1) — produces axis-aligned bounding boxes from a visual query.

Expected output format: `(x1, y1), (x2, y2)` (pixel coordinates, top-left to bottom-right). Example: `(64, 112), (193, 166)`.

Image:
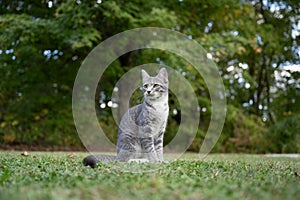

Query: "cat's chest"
(142, 105), (168, 131)
(154, 103), (168, 115)
(148, 102), (168, 118)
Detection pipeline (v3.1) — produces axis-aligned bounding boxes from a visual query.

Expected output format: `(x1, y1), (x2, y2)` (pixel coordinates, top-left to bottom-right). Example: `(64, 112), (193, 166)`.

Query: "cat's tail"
(83, 154), (117, 168)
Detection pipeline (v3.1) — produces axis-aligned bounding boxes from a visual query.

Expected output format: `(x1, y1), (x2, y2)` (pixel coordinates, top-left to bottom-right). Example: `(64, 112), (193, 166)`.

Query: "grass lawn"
(0, 151), (299, 200)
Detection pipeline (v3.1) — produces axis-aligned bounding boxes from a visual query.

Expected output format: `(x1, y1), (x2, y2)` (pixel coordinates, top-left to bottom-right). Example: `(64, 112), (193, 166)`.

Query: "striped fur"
(83, 68), (169, 167)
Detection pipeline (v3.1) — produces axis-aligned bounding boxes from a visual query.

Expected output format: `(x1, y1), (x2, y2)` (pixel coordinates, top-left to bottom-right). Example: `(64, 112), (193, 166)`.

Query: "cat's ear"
(141, 69), (150, 83)
(157, 68), (168, 83)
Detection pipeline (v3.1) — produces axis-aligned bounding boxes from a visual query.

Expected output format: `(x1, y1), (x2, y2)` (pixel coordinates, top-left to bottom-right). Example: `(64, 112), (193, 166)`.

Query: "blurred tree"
(0, 0), (299, 152)
(0, 0), (99, 146)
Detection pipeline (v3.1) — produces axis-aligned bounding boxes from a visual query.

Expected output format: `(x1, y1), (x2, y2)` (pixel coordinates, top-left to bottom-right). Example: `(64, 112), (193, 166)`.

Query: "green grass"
(0, 152), (299, 200)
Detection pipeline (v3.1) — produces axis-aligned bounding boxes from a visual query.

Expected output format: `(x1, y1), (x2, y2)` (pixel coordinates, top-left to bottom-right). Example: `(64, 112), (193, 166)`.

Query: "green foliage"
(218, 105), (268, 153)
(188, 105), (268, 153)
(266, 114), (300, 153)
(0, 152), (299, 200)
(0, 0), (299, 152)
(97, 114), (118, 145)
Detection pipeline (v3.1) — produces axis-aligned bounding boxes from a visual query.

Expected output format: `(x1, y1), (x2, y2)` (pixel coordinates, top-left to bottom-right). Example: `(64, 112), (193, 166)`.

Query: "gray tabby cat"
(83, 68), (169, 168)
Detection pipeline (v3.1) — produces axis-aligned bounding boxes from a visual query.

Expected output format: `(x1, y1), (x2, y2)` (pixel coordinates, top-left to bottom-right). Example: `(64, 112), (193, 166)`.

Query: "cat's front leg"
(140, 137), (159, 163)
(155, 144), (163, 162)
(154, 130), (165, 162)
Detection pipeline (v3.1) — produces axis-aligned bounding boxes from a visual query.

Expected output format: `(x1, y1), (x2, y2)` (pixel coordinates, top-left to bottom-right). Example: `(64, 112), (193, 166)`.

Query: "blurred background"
(0, 0), (299, 153)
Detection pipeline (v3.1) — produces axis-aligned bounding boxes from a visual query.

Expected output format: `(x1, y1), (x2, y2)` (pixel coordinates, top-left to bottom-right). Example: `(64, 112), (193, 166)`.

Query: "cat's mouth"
(146, 93), (163, 100)
(145, 92), (156, 98)
(146, 94), (156, 99)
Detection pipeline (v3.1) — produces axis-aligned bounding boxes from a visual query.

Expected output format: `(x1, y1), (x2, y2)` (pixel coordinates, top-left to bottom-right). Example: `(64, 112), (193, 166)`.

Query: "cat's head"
(141, 68), (168, 101)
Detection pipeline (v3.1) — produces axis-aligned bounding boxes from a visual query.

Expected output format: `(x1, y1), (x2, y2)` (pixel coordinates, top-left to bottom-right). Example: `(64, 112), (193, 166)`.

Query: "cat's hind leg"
(140, 137), (159, 163)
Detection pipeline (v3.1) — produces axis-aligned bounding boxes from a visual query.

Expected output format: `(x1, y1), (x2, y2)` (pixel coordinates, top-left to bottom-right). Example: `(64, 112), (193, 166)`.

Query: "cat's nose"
(147, 91), (151, 94)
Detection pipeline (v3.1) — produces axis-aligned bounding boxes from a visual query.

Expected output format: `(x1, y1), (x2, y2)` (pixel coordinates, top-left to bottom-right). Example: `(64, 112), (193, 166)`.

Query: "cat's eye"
(143, 84), (148, 89)
(153, 84), (159, 88)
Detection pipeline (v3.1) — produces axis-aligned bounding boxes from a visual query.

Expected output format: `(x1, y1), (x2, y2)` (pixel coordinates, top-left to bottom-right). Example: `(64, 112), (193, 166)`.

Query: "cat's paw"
(128, 159), (149, 163)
